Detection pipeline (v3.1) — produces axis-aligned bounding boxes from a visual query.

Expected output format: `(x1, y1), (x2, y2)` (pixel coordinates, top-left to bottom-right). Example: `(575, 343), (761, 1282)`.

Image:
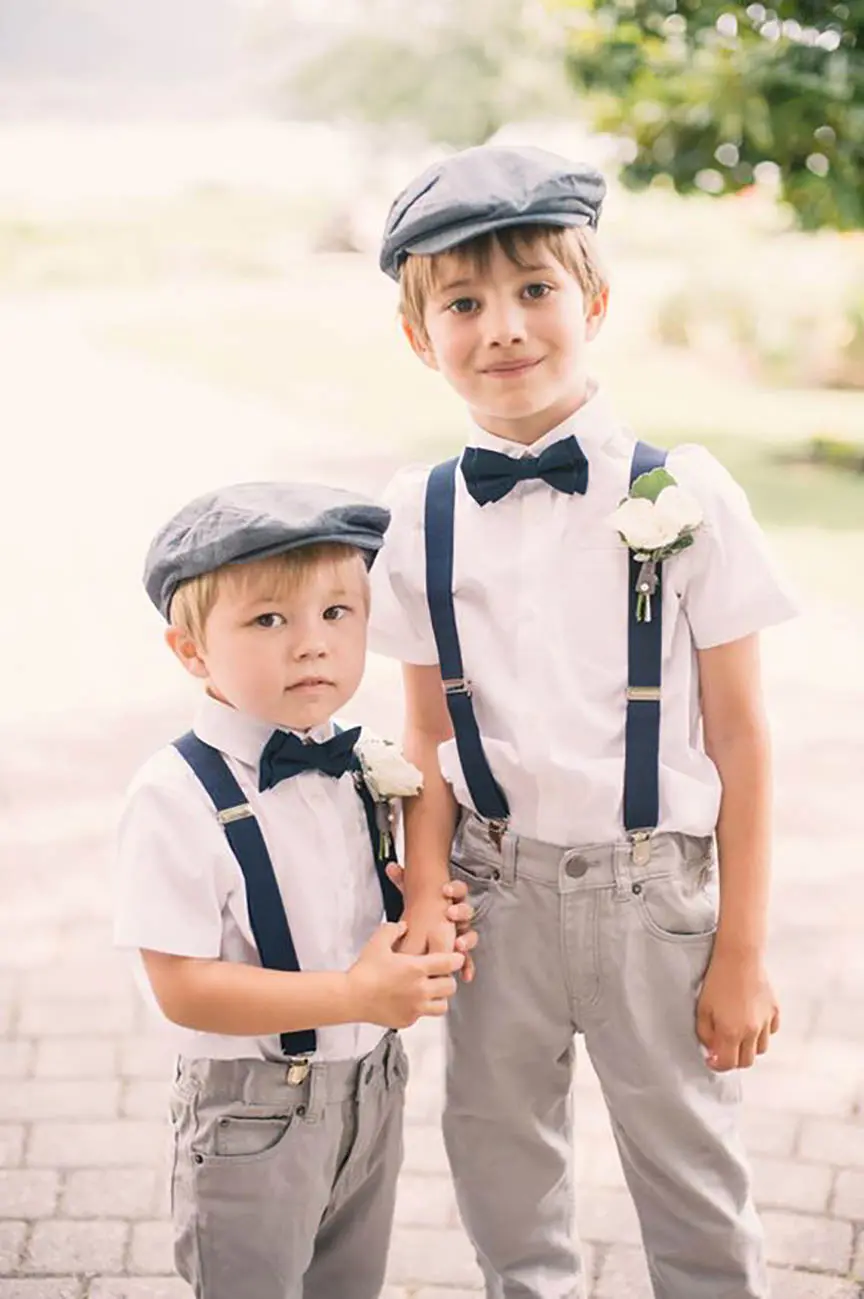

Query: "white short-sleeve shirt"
(369, 386), (798, 846)
(114, 694), (386, 1062)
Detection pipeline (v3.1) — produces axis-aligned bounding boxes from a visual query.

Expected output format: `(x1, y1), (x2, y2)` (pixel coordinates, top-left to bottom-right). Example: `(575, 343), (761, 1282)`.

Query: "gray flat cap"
(380, 145), (606, 280)
(144, 481), (390, 619)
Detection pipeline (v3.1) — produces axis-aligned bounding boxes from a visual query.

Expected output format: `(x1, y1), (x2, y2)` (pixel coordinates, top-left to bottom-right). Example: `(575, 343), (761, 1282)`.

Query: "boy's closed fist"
(348, 921), (465, 1028)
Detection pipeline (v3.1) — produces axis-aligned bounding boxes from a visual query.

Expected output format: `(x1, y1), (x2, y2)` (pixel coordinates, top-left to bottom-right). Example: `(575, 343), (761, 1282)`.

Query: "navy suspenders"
(172, 731), (403, 1059)
(423, 442), (668, 840)
(425, 459), (510, 827)
(623, 442), (668, 837)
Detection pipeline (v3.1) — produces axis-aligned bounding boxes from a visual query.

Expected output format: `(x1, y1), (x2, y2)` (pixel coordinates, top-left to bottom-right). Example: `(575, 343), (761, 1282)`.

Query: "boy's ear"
(165, 626), (209, 681)
(585, 287), (609, 341)
(401, 317), (439, 371)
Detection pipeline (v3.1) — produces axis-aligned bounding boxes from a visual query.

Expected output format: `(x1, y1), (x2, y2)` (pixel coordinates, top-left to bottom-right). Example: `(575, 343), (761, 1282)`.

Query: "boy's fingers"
(738, 1035), (757, 1069)
(443, 879), (468, 901)
(756, 1023), (771, 1055)
(460, 954), (476, 982)
(417, 950), (465, 975)
(385, 862), (405, 893)
(455, 930), (478, 953)
(445, 901), (474, 925)
(770, 1006), (780, 1034)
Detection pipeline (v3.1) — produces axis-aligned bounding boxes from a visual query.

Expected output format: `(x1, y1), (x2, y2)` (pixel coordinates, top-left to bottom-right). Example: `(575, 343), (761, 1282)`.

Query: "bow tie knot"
(258, 726), (361, 792)
(460, 434), (589, 506)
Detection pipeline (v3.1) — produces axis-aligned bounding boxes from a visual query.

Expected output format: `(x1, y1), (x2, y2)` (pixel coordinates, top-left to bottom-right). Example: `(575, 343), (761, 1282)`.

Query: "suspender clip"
(628, 830), (653, 867)
(285, 1056), (312, 1086)
(626, 686), (661, 702)
(487, 818), (509, 852)
(216, 803), (254, 825)
(443, 677), (473, 697)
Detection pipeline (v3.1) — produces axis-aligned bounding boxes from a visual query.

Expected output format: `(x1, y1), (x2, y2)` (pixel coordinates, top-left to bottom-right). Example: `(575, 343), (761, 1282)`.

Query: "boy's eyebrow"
(436, 263), (559, 295)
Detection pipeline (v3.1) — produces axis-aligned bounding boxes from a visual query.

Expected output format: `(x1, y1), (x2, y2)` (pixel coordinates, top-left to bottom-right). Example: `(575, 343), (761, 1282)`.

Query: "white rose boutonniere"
(609, 468), (703, 622)
(354, 736), (424, 860)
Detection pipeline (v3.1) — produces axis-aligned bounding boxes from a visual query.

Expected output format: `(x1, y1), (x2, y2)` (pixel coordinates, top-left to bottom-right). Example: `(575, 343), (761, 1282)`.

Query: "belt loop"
(499, 826), (517, 886)
(612, 843), (632, 899)
(304, 1061), (325, 1124)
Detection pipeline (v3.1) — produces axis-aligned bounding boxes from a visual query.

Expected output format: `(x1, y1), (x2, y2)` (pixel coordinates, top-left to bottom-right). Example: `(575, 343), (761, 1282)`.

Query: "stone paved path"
(2, 293), (864, 1297)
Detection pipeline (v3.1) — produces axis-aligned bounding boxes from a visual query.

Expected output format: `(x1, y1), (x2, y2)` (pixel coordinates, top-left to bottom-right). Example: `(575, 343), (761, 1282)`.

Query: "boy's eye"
(447, 296), (479, 315)
(323, 604), (350, 622)
(523, 282), (552, 300)
(253, 612), (286, 629)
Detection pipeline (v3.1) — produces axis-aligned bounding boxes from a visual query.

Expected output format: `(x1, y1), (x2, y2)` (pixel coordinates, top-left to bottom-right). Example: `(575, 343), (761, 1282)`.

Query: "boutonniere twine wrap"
(354, 736), (424, 860)
(610, 469), (703, 622)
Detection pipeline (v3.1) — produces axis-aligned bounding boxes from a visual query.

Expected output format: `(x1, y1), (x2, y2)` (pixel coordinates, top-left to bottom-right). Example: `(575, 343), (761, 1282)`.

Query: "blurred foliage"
(557, 0), (864, 228)
(268, 0), (577, 147)
(654, 271), (864, 388)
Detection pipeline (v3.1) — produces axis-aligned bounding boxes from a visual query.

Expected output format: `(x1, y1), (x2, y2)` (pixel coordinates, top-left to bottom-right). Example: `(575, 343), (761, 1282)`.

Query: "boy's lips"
(481, 357), (543, 376)
(287, 677), (334, 691)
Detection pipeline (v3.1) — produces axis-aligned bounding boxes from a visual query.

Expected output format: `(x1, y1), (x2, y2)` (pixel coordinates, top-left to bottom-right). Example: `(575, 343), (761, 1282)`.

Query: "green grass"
(102, 255), (864, 533)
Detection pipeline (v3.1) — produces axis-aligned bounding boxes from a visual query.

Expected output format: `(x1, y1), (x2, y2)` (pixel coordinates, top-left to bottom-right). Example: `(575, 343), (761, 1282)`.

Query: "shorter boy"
(114, 481), (472, 1299)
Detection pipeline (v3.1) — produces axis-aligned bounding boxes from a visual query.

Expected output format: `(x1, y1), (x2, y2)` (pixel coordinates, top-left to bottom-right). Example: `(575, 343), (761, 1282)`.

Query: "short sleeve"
(114, 747), (230, 958)
(369, 465), (439, 665)
(668, 444), (799, 649)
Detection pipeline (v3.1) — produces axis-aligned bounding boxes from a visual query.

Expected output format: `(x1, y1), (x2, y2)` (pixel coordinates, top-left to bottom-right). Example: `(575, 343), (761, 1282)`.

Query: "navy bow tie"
(258, 726), (361, 792)
(460, 434), (589, 506)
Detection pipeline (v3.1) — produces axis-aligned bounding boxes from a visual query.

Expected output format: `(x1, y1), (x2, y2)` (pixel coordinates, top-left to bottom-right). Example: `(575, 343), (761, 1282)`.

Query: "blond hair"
(169, 543), (368, 645)
(399, 224), (608, 340)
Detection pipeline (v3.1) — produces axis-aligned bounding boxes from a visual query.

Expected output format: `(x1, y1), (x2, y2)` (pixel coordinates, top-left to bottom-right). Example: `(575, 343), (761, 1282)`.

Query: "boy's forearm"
(707, 720), (773, 958)
(401, 725), (459, 908)
(143, 952), (359, 1037)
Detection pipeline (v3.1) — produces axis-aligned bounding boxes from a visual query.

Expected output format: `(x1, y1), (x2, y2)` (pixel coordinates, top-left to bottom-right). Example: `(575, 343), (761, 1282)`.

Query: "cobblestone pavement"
(2, 295), (864, 1296)
(2, 594), (864, 1299)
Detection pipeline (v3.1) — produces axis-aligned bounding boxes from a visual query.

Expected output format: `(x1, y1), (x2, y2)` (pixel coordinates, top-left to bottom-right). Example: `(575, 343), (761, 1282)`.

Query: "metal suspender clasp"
(216, 803), (255, 825)
(443, 677), (473, 697)
(628, 829), (653, 867)
(626, 686), (661, 702)
(486, 817), (509, 853)
(285, 1056), (312, 1086)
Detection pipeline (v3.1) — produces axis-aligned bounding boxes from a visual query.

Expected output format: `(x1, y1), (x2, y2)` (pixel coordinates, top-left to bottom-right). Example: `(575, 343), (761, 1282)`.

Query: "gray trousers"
(169, 1030), (407, 1299)
(444, 812), (768, 1299)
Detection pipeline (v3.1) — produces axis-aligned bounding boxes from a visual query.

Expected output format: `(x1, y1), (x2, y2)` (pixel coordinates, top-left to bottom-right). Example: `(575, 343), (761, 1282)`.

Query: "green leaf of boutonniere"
(629, 467), (677, 503)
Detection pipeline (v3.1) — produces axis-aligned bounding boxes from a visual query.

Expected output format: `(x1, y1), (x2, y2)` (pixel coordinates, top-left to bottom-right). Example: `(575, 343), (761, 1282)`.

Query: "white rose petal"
(609, 496), (672, 551)
(654, 485), (703, 534)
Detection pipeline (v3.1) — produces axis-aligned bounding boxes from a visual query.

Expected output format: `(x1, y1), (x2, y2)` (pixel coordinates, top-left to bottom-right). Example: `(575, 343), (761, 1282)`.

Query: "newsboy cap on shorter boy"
(380, 144), (606, 280)
(144, 481), (391, 620)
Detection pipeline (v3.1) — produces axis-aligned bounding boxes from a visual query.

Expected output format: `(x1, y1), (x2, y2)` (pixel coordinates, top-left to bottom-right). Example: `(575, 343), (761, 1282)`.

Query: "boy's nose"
(483, 299), (528, 347)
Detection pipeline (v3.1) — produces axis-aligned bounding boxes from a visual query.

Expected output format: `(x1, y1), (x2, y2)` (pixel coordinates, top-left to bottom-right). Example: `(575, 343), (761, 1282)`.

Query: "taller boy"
(370, 146), (797, 1298)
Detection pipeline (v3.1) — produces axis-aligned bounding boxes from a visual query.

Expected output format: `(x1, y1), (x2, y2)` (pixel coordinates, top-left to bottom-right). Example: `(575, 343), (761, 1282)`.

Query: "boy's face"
(406, 238), (607, 445)
(167, 553), (369, 732)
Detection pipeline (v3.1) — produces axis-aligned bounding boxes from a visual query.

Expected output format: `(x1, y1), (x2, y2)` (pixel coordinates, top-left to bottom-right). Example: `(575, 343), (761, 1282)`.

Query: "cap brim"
(160, 531), (384, 619)
(404, 211), (591, 262)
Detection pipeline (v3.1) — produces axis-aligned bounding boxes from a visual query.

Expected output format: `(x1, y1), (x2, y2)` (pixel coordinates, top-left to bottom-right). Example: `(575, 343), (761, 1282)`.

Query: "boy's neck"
(472, 378), (593, 448)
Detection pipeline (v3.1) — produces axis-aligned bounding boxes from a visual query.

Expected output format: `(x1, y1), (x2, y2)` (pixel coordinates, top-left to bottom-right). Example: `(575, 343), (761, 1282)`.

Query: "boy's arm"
(398, 663), (461, 957)
(696, 632), (780, 1072)
(141, 923), (465, 1035)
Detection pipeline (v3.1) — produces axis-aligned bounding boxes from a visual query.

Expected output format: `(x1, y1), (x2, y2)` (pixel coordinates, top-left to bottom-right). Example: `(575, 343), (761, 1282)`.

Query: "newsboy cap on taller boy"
(379, 144), (606, 280)
(144, 481), (391, 620)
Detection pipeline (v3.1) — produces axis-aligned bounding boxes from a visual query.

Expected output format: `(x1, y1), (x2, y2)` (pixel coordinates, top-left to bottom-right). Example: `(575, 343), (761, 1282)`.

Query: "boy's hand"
(696, 950), (780, 1071)
(385, 865), (477, 981)
(347, 921), (465, 1028)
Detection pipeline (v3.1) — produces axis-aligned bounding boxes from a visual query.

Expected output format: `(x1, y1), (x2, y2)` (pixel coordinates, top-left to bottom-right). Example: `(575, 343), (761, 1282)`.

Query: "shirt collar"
(192, 693), (334, 772)
(467, 382), (620, 459)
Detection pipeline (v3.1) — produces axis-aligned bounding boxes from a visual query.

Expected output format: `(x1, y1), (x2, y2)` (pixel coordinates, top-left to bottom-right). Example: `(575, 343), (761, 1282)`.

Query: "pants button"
(564, 857), (589, 879)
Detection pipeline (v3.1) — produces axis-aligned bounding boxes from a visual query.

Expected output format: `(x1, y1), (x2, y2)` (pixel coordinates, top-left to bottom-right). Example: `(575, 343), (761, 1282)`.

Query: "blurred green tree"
(558, 1), (863, 229)
(268, 0), (577, 148)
